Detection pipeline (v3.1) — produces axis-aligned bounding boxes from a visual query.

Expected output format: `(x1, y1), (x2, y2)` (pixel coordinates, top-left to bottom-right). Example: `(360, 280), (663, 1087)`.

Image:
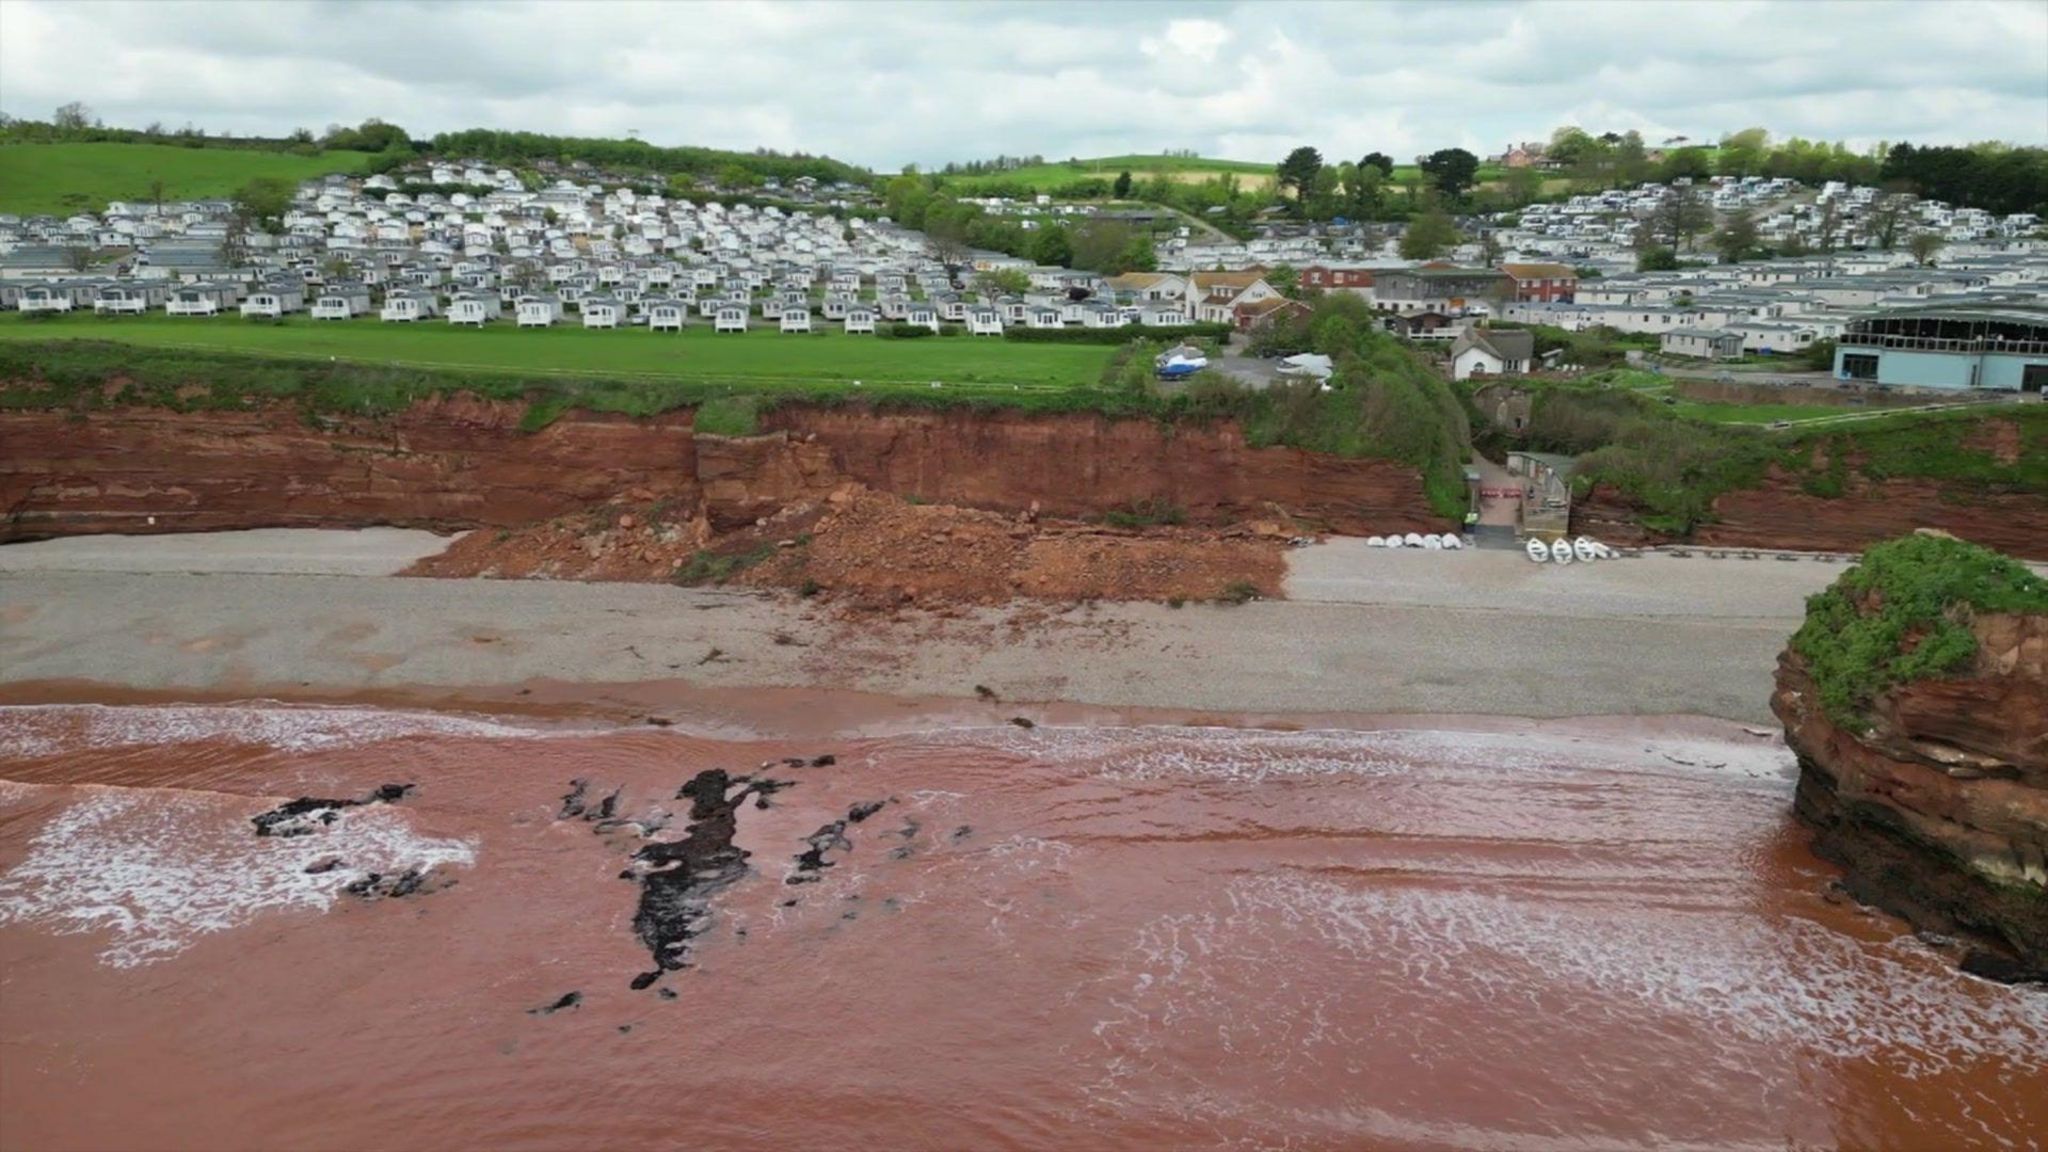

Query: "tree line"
(884, 174), (1157, 275)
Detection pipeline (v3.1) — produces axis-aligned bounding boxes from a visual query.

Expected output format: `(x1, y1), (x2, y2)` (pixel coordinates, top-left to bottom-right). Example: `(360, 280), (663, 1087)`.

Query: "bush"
(1102, 498), (1186, 528)
(879, 323), (937, 339)
(672, 542), (777, 586)
(1791, 534), (2047, 725)
(1217, 581), (1260, 605)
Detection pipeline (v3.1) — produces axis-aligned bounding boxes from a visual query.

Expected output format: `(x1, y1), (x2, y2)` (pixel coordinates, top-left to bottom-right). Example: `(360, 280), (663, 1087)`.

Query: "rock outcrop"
(1, 400), (1444, 541)
(1773, 539), (2048, 981)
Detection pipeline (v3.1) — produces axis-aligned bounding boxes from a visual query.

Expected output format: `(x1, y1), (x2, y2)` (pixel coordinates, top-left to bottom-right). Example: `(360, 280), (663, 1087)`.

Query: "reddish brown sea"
(1, 702), (2043, 1151)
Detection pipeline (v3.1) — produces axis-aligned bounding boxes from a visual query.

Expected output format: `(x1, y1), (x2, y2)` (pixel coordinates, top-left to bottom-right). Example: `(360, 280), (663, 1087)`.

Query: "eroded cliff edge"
(1773, 533), (2048, 982)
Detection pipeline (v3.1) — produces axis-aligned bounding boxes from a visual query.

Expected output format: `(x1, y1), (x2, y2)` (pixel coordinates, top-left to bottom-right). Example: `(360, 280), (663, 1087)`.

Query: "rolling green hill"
(939, 154), (1279, 194)
(0, 142), (374, 216)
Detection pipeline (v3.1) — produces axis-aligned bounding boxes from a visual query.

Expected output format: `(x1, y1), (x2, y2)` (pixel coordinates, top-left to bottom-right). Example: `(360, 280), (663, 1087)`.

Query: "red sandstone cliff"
(1774, 613), (2048, 981)
(0, 401), (1444, 541)
(1576, 471), (2048, 560)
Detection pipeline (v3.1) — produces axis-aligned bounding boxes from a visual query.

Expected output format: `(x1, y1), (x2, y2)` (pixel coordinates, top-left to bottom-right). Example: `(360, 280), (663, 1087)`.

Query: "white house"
(240, 290), (297, 318)
(714, 304), (749, 333)
(967, 307), (1003, 336)
(379, 292), (438, 322)
(779, 308), (812, 333)
(844, 307), (877, 334)
(1449, 328), (1536, 381)
(166, 287), (223, 316)
(92, 285), (150, 314)
(906, 305), (940, 332)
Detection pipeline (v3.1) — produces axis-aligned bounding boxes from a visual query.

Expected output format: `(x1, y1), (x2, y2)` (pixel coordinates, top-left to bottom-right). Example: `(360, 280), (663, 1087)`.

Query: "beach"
(0, 530), (1852, 722)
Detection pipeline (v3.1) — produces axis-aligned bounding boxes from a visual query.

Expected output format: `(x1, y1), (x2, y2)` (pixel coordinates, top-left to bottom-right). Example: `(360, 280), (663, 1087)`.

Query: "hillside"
(939, 154), (1279, 194)
(0, 142), (375, 216)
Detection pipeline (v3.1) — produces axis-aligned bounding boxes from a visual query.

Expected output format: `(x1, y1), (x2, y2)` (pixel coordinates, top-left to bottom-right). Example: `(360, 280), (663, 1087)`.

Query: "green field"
(0, 313), (1113, 391)
(0, 143), (374, 216)
(940, 154), (1279, 194)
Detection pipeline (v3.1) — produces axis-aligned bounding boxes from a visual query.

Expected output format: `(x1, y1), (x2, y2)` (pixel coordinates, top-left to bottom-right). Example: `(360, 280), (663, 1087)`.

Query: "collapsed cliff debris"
(1774, 534), (2048, 983)
(413, 487), (1290, 608)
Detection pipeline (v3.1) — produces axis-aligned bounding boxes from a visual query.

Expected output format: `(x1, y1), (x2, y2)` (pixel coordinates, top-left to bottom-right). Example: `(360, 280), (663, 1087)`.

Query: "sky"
(2, 0), (2043, 169)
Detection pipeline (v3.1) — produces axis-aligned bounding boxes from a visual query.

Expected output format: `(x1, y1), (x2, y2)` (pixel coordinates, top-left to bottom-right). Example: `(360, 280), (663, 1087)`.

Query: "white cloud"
(0, 0), (2041, 170)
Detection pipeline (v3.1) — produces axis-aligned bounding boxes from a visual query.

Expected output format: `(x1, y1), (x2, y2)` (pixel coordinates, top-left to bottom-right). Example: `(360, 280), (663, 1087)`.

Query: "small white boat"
(1441, 535), (1462, 550)
(1423, 534), (1444, 550)
(1525, 538), (1550, 563)
(1403, 532), (1426, 548)
(1552, 539), (1574, 564)
(1573, 537), (1600, 562)
(1385, 535), (1405, 548)
(1366, 536), (1386, 548)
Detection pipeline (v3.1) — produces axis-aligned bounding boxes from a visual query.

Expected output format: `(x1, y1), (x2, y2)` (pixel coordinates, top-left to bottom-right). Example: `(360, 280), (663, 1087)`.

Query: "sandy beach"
(0, 529), (1860, 723)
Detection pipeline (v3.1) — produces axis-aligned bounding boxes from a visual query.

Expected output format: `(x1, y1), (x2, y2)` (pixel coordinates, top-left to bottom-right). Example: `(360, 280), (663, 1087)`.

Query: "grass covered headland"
(1791, 533), (2048, 725)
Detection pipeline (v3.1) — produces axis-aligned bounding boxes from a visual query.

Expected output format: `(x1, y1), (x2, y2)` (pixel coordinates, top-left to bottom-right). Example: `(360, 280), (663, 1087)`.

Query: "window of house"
(1841, 353), (1879, 381)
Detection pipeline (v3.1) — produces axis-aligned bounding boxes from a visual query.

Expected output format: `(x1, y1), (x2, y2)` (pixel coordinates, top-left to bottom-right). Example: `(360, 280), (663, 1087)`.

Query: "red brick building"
(1499, 262), (1579, 303)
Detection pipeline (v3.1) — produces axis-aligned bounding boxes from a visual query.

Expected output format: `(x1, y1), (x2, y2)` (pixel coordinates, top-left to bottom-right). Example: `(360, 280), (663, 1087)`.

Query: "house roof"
(1188, 269), (1268, 290)
(1453, 328), (1536, 362)
(1499, 262), (1578, 280)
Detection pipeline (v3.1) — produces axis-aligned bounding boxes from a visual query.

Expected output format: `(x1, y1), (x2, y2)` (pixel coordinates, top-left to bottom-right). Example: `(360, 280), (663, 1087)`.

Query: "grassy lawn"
(942, 154), (1278, 193)
(0, 312), (1113, 391)
(0, 143), (374, 216)
(1666, 399), (1855, 425)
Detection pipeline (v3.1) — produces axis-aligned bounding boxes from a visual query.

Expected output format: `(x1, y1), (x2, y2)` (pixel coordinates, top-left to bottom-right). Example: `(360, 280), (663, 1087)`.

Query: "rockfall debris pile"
(407, 486), (1291, 607)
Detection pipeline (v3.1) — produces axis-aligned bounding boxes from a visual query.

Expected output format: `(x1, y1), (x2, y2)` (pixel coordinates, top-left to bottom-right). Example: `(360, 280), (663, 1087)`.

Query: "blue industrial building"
(1834, 303), (2048, 392)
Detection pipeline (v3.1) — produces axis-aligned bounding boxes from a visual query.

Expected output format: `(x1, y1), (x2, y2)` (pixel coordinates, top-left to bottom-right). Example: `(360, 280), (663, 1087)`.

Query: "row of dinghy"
(1365, 533), (1463, 550)
(1526, 536), (1615, 564)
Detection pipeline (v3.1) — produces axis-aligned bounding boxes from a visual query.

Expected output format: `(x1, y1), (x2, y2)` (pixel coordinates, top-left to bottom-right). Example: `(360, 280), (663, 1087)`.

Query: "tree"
(1649, 186), (1713, 250)
(1112, 170), (1133, 199)
(1069, 218), (1135, 273)
(1547, 127), (1595, 168)
(1813, 197), (1843, 254)
(1711, 212), (1759, 264)
(63, 245), (92, 272)
(147, 178), (166, 214)
(1267, 264), (1301, 299)
(1907, 230), (1944, 267)
(926, 210), (971, 271)
(1502, 166), (1542, 207)
(1478, 229), (1503, 267)
(1861, 193), (1912, 250)
(1658, 147), (1714, 183)
(1305, 166), (1343, 220)
(1637, 247), (1681, 272)
(1418, 147), (1479, 200)
(1276, 145), (1324, 208)
(1117, 231), (1157, 274)
(232, 177), (294, 233)
(973, 268), (1030, 299)
(52, 101), (93, 130)
(1359, 151), (1395, 178)
(1717, 127), (1770, 177)
(1398, 208), (1461, 260)
(1028, 224), (1072, 267)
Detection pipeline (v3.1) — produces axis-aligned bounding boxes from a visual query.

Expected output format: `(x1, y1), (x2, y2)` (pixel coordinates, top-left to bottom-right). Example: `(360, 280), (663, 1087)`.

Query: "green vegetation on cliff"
(0, 142), (374, 216)
(1792, 534), (2048, 725)
(1480, 376), (2048, 535)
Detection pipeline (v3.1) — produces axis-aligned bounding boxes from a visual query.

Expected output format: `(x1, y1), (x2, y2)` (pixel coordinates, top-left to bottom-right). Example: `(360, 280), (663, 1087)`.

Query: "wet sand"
(0, 537), (1839, 722)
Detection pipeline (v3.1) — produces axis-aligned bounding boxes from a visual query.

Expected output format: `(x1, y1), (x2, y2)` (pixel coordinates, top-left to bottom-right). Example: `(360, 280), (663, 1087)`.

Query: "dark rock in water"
(559, 779), (591, 820)
(951, 824), (973, 842)
(345, 868), (438, 900)
(781, 757), (809, 769)
(788, 820), (852, 884)
(304, 856), (343, 875)
(750, 778), (796, 810)
(1009, 717), (1035, 729)
(779, 898), (799, 908)
(624, 768), (788, 989)
(888, 845), (914, 861)
(811, 755), (837, 767)
(645, 716), (674, 727)
(1960, 949), (2048, 985)
(657, 987), (678, 1001)
(618, 1024), (634, 1034)
(893, 818), (921, 841)
(252, 784), (416, 838)
(846, 800), (887, 823)
(528, 991), (582, 1016)
(592, 788), (620, 821)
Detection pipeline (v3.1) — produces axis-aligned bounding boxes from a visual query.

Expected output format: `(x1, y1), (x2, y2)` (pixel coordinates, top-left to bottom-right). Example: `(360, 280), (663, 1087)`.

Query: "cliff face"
(1576, 471), (2048, 560)
(1774, 613), (2048, 981)
(0, 401), (1443, 541)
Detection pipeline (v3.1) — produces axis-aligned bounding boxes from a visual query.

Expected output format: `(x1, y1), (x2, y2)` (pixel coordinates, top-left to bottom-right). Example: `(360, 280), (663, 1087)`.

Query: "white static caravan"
(714, 305), (749, 333)
(843, 307), (876, 334)
(516, 296), (562, 327)
(779, 308), (812, 333)
(239, 290), (296, 319)
(967, 307), (1004, 336)
(906, 305), (940, 333)
(447, 294), (502, 327)
(92, 285), (150, 314)
(581, 298), (624, 329)
(17, 284), (73, 313)
(311, 285), (372, 320)
(647, 302), (687, 332)
(379, 291), (439, 322)
(166, 287), (224, 316)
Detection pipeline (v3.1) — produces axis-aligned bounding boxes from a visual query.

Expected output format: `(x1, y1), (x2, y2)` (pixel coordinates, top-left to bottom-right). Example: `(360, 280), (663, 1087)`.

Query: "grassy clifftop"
(0, 142), (373, 216)
(1792, 533), (2048, 725)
